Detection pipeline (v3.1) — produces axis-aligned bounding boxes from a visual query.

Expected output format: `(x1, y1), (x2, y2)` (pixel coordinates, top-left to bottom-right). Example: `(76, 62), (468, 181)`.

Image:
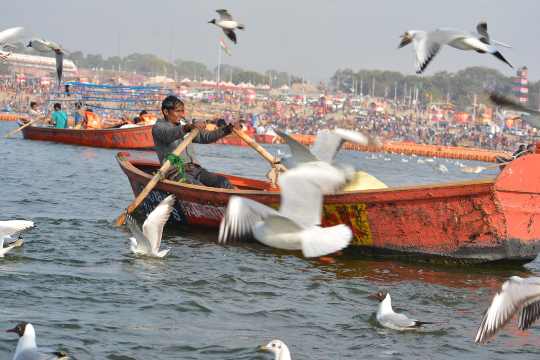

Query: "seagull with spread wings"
(126, 195), (175, 258)
(27, 38), (66, 87)
(218, 161), (352, 258)
(475, 276), (540, 343)
(399, 21), (512, 74)
(208, 9), (245, 44)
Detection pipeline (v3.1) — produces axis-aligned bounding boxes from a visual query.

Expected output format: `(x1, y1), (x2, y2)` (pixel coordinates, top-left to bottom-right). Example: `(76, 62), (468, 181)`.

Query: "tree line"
(331, 67), (540, 111)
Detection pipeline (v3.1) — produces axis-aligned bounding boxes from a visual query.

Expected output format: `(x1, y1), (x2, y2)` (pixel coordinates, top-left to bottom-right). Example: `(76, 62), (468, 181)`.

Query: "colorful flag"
(220, 39), (231, 56)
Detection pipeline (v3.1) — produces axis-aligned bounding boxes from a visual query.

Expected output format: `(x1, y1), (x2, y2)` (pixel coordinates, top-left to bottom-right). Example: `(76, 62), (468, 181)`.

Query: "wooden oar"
(232, 128), (286, 187)
(232, 128), (283, 168)
(4, 115), (47, 139)
(114, 128), (200, 226)
(460, 150), (529, 174)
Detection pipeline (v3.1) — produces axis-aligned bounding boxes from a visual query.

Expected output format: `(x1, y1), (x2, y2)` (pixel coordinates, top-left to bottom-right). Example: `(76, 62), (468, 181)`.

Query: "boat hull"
(22, 125), (154, 149)
(116, 153), (540, 264)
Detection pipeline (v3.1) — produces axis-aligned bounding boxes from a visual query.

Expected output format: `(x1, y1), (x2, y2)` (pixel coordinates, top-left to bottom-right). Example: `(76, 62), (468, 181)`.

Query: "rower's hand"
(182, 124), (195, 133)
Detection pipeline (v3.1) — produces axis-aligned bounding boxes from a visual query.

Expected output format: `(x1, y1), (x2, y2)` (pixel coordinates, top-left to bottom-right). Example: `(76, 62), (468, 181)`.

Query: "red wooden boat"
(116, 152), (540, 264)
(21, 125), (154, 149)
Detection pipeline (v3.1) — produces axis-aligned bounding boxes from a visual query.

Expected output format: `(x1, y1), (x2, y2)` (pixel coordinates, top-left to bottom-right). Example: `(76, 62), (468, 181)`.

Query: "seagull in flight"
(374, 291), (433, 330)
(0, 26), (25, 62)
(0, 220), (33, 257)
(26, 38), (66, 87)
(7, 322), (68, 360)
(259, 339), (292, 360)
(489, 91), (540, 129)
(208, 9), (245, 44)
(218, 161), (352, 258)
(126, 195), (175, 258)
(399, 21), (513, 74)
(475, 276), (540, 343)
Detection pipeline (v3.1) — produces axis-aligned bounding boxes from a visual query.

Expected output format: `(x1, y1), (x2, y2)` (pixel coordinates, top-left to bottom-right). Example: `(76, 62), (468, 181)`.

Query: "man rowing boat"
(152, 95), (235, 188)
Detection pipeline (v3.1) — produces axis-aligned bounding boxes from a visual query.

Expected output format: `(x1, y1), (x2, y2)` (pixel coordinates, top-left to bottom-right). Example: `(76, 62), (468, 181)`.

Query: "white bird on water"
(219, 161), (352, 258)
(126, 195), (175, 258)
(7, 322), (68, 360)
(26, 38), (65, 87)
(208, 9), (245, 44)
(259, 339), (292, 360)
(399, 21), (512, 74)
(475, 276), (540, 343)
(374, 292), (432, 330)
(0, 220), (33, 257)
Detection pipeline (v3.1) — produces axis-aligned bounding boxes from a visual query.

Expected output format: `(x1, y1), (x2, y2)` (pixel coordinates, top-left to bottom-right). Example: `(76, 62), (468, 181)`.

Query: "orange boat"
(116, 151), (540, 264)
(21, 125), (154, 149)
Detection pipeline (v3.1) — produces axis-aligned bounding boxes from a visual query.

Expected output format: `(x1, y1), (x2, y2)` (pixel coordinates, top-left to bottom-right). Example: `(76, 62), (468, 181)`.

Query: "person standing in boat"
(152, 95), (235, 188)
(50, 103), (68, 129)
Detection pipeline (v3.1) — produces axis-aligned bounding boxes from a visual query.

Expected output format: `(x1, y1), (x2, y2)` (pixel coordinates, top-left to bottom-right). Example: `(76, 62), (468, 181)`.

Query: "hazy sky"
(2, 1), (540, 80)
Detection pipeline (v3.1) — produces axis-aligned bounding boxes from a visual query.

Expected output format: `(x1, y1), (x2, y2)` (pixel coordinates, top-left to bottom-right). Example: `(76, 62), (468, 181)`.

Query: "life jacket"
(85, 111), (101, 129)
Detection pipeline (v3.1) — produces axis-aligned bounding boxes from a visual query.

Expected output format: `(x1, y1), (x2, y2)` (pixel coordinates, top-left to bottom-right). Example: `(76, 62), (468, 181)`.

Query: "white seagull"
(399, 21), (512, 74)
(259, 339), (292, 360)
(218, 161), (352, 258)
(375, 292), (432, 330)
(208, 9), (245, 44)
(26, 39), (65, 87)
(0, 220), (33, 257)
(475, 276), (540, 343)
(126, 195), (175, 258)
(7, 322), (68, 360)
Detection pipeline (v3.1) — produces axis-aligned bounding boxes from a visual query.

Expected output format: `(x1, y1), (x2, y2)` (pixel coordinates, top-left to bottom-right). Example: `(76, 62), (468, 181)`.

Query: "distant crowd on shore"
(0, 77), (535, 152)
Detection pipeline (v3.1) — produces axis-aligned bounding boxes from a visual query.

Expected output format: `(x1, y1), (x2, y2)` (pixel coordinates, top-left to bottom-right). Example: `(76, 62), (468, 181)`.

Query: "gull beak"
(6, 327), (17, 333)
(398, 34), (412, 49)
(258, 345), (270, 352)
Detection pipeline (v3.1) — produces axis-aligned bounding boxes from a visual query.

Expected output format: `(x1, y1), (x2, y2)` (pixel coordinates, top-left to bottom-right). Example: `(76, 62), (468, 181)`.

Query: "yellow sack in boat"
(344, 171), (387, 191)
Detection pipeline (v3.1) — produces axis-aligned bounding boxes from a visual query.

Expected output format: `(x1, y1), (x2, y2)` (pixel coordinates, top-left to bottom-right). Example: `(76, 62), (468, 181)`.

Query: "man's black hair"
(139, 110), (148, 116)
(30, 101), (37, 107)
(53, 103), (61, 110)
(161, 95), (184, 111)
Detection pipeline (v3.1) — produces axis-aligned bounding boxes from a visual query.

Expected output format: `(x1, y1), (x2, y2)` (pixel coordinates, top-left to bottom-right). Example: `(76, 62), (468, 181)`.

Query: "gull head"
(398, 32), (413, 48)
(260, 339), (289, 358)
(369, 291), (388, 302)
(6, 322), (29, 337)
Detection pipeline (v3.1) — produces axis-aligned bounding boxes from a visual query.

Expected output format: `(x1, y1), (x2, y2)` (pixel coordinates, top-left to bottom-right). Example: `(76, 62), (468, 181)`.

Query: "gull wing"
(380, 312), (418, 328)
(222, 29), (237, 44)
(55, 51), (63, 87)
(476, 21), (490, 44)
(216, 9), (233, 21)
(142, 195), (175, 253)
(218, 196), (278, 243)
(475, 276), (540, 343)
(0, 220), (34, 239)
(489, 92), (540, 129)
(311, 128), (370, 163)
(126, 214), (153, 254)
(278, 163), (346, 227)
(0, 26), (24, 45)
(411, 30), (441, 74)
(275, 129), (318, 166)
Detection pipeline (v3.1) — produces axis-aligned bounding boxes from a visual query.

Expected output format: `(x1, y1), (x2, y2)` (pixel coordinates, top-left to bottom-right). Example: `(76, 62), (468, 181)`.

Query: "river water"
(1, 121), (539, 360)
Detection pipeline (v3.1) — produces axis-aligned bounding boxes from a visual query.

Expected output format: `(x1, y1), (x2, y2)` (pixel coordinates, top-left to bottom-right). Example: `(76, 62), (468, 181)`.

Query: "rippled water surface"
(1, 121), (539, 360)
